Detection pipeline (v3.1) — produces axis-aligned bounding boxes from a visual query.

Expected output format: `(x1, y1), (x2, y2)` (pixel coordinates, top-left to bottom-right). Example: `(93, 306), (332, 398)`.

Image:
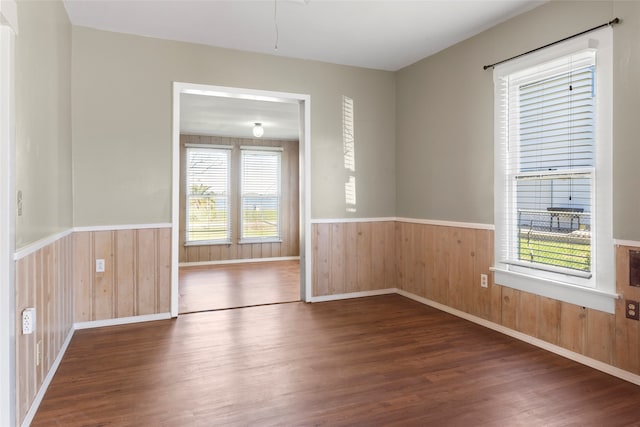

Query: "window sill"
(239, 239), (282, 245)
(184, 240), (231, 247)
(492, 267), (619, 314)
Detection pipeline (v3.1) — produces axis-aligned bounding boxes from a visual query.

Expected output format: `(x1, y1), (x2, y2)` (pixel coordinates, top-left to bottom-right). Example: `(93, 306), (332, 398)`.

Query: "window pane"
(241, 150), (281, 240)
(517, 66), (595, 172)
(186, 148), (230, 243)
(510, 65), (594, 274)
(515, 175), (591, 272)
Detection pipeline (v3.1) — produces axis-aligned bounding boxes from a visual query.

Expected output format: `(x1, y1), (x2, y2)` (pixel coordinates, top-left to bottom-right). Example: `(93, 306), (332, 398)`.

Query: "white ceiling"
(64, 0), (545, 139)
(181, 93), (300, 140)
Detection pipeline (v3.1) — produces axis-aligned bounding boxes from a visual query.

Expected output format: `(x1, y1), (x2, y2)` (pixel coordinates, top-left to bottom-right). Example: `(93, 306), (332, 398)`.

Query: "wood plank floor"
(179, 260), (300, 313)
(33, 295), (640, 426)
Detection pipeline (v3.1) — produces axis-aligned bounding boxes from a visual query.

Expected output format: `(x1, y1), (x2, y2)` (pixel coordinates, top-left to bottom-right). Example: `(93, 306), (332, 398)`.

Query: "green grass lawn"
(519, 236), (590, 272)
(187, 208), (279, 241)
(242, 209), (278, 238)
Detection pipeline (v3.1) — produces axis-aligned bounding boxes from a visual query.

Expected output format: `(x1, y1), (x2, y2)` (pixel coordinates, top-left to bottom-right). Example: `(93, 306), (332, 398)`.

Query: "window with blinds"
(493, 28), (614, 313)
(185, 146), (231, 244)
(511, 61), (595, 276)
(240, 148), (282, 242)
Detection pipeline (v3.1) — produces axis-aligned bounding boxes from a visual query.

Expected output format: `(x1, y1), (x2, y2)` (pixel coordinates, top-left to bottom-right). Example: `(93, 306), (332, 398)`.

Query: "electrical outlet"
(96, 259), (105, 273)
(22, 307), (35, 335)
(625, 300), (640, 321)
(480, 274), (488, 288)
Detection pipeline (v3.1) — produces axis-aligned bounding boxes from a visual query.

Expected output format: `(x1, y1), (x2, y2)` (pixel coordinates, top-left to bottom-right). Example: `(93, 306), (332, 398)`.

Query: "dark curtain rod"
(483, 17), (620, 70)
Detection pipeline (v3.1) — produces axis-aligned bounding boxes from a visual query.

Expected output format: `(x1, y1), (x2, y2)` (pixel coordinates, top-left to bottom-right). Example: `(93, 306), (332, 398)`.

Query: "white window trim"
(492, 28), (616, 313)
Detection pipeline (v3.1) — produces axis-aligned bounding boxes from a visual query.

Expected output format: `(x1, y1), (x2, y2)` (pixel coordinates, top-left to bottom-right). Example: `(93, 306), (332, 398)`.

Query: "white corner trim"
(13, 228), (73, 261)
(395, 288), (640, 388)
(180, 256), (300, 268)
(396, 217), (495, 230)
(73, 223), (172, 233)
(73, 313), (172, 330)
(309, 288), (396, 303)
(20, 327), (74, 427)
(311, 217), (396, 224)
(614, 239), (640, 249)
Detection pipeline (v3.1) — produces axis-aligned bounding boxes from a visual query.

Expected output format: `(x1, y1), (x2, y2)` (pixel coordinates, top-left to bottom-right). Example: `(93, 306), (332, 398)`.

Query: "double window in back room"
(493, 28), (614, 313)
(185, 144), (282, 245)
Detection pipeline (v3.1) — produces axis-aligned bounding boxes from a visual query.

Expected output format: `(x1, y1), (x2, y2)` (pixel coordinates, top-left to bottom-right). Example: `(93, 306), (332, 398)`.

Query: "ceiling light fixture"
(253, 122), (264, 138)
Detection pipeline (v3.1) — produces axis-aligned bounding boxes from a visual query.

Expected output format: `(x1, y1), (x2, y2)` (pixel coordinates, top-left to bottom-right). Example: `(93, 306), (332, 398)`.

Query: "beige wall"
(71, 26), (397, 226)
(395, 0), (640, 240)
(15, 0), (72, 249)
(13, 1), (73, 424)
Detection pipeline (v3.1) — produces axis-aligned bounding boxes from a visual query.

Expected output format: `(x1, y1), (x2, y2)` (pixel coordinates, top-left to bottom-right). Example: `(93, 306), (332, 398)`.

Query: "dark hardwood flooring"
(33, 295), (640, 426)
(178, 260), (300, 313)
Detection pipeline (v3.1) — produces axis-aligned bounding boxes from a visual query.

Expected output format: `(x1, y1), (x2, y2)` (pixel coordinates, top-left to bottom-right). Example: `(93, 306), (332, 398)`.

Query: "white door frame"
(170, 82), (312, 316)
(1, 1), (18, 425)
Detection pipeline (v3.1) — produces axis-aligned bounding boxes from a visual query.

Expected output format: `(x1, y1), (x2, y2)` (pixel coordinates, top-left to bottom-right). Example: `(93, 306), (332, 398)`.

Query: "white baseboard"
(395, 288), (640, 387)
(21, 327), (75, 427)
(74, 313), (172, 330)
(179, 256), (300, 268)
(309, 288), (396, 303)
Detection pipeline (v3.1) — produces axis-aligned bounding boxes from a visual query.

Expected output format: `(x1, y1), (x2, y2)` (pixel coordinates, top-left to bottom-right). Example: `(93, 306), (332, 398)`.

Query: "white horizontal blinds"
(186, 147), (231, 243)
(241, 149), (281, 241)
(517, 65), (595, 172)
(507, 52), (595, 275)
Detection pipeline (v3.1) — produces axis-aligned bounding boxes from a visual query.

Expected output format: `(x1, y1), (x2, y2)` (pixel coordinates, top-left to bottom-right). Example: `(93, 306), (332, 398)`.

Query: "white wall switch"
(22, 307), (35, 335)
(96, 259), (105, 273)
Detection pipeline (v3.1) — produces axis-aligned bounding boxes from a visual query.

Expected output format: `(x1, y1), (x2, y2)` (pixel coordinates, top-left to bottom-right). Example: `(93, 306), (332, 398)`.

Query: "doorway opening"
(170, 83), (311, 316)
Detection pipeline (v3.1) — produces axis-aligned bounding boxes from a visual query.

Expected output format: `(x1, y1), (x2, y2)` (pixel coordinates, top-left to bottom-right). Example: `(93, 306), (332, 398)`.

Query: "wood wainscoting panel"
(329, 223), (346, 295)
(585, 308), (615, 364)
(558, 302), (587, 355)
(537, 296), (561, 346)
(93, 231), (114, 320)
(395, 220), (640, 377)
(448, 227), (475, 313)
(312, 223), (330, 296)
(356, 222), (373, 292)
(432, 225), (451, 305)
(115, 229), (135, 318)
(15, 233), (74, 426)
(615, 245), (640, 373)
(73, 227), (171, 322)
(312, 221), (395, 296)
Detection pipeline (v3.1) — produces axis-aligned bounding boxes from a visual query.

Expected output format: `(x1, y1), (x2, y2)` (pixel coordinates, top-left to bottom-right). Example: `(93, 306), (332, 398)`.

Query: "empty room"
(2, 0), (640, 426)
